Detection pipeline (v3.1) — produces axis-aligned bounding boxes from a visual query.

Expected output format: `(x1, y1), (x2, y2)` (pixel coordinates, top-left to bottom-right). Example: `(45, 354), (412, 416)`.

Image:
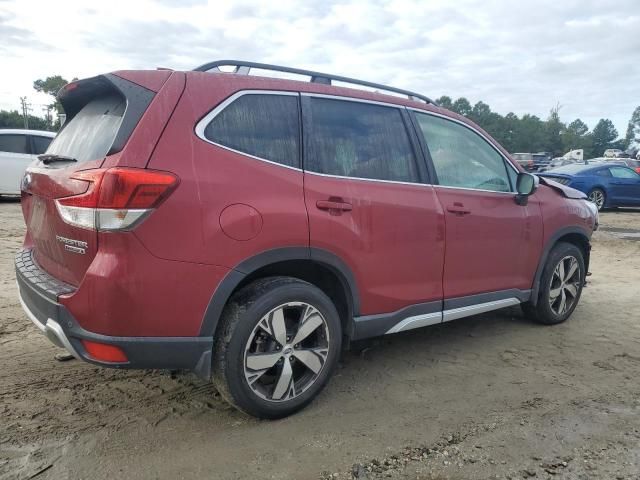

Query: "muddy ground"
(1, 197), (639, 480)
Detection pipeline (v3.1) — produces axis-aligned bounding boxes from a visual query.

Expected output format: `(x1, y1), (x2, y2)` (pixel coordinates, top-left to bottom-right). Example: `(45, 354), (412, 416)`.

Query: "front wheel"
(587, 188), (606, 211)
(523, 242), (585, 325)
(212, 277), (342, 419)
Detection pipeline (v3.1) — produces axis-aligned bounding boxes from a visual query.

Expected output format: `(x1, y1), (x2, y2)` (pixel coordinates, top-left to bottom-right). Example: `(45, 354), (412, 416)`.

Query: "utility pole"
(20, 96), (31, 129)
(43, 105), (53, 128)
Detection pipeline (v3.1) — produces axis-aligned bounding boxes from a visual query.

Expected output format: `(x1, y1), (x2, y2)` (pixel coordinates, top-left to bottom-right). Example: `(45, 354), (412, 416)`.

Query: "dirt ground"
(1, 198), (639, 480)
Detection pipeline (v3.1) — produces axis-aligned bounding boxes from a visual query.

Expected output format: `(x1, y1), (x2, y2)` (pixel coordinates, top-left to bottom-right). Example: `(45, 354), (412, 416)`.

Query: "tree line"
(435, 96), (639, 158)
(1, 74), (639, 159)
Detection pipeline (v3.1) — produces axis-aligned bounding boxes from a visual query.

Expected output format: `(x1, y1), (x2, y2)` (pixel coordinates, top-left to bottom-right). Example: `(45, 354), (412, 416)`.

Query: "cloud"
(0, 12), (51, 54)
(0, 0), (638, 135)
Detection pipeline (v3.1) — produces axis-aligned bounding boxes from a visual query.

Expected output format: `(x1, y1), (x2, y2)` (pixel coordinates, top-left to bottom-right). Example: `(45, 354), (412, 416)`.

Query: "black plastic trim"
(57, 74), (155, 157)
(351, 300), (442, 341)
(443, 289), (531, 310)
(199, 247), (360, 337)
(16, 256), (212, 379)
(530, 226), (592, 306)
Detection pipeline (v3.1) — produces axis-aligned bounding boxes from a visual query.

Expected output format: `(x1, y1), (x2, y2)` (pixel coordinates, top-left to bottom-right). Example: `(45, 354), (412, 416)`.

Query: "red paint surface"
(304, 175), (446, 315)
(21, 68), (596, 338)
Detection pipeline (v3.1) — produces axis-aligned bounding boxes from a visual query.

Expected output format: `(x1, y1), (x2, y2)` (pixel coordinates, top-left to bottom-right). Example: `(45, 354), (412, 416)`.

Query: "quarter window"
(204, 94), (300, 168)
(306, 98), (419, 183)
(415, 113), (513, 192)
(609, 166), (639, 179)
(31, 135), (53, 155)
(0, 134), (29, 154)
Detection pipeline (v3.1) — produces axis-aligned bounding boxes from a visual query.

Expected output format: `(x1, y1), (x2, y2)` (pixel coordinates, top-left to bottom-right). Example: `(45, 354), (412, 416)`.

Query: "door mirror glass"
(516, 172), (537, 195)
(515, 172), (537, 205)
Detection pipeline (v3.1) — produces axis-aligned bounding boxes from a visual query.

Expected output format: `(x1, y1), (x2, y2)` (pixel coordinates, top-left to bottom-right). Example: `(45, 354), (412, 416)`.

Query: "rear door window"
(415, 113), (513, 192)
(204, 93), (300, 168)
(30, 135), (53, 155)
(46, 94), (126, 163)
(305, 98), (419, 183)
(609, 166), (639, 179)
(0, 134), (30, 154)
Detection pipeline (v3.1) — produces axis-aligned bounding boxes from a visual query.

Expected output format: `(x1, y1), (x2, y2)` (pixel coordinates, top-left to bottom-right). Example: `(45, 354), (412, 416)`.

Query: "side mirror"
(515, 172), (538, 206)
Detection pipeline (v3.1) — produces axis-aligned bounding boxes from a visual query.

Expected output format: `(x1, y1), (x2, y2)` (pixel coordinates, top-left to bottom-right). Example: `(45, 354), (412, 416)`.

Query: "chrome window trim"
(410, 108), (521, 192)
(305, 170), (428, 187)
(301, 92), (407, 110)
(194, 89), (303, 172)
(433, 184), (517, 196)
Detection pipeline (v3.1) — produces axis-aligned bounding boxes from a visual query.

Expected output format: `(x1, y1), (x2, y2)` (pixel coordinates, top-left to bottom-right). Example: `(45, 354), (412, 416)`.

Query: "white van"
(0, 129), (55, 195)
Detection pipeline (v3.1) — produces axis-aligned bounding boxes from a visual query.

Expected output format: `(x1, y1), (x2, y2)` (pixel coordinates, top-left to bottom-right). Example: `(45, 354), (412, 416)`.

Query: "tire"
(587, 188), (606, 211)
(522, 242), (585, 325)
(212, 277), (342, 419)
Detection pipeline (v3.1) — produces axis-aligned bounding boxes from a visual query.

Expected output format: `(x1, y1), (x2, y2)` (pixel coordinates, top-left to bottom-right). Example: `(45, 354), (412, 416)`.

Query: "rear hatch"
(21, 74), (159, 286)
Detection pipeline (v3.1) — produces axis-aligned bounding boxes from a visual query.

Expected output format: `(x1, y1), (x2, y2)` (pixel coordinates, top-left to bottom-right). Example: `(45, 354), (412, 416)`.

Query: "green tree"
(33, 75), (70, 114)
(0, 109), (50, 130)
(590, 119), (618, 157)
(625, 106), (640, 149)
(513, 114), (546, 153)
(562, 119), (591, 156)
(451, 97), (472, 116)
(435, 95), (453, 109)
(544, 104), (565, 157)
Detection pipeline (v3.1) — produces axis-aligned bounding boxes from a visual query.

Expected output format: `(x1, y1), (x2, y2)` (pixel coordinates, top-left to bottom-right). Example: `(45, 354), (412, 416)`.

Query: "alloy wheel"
(588, 190), (604, 210)
(548, 255), (582, 316)
(243, 302), (330, 402)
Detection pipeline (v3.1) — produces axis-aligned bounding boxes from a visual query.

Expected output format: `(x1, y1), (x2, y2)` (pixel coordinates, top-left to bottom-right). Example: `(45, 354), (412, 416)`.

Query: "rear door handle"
(446, 203), (471, 216)
(316, 199), (353, 212)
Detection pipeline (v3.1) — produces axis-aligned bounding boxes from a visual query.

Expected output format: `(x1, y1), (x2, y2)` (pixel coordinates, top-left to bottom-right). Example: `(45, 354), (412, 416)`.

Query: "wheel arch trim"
(530, 226), (591, 306)
(199, 247), (360, 337)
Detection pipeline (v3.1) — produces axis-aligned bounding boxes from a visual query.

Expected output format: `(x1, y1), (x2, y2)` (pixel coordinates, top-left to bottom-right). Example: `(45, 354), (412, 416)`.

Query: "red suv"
(16, 61), (598, 418)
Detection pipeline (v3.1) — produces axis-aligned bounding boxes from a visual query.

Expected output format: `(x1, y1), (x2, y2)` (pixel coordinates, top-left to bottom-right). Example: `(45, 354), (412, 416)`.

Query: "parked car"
(605, 158), (640, 174)
(16, 61), (598, 418)
(603, 149), (623, 158)
(539, 163), (640, 210)
(511, 152), (551, 172)
(0, 129), (55, 195)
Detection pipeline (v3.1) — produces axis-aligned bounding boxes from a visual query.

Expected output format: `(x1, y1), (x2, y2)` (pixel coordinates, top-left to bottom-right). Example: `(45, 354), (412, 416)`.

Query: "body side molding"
(353, 289), (531, 340)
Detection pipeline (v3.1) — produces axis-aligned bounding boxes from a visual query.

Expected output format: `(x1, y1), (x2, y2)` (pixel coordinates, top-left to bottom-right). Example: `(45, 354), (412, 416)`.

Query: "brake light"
(81, 340), (128, 363)
(636, 167), (640, 174)
(55, 168), (179, 231)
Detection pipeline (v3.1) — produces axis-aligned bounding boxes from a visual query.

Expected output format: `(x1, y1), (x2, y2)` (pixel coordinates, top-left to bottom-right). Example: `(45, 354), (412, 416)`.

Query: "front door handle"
(446, 203), (471, 216)
(316, 199), (353, 213)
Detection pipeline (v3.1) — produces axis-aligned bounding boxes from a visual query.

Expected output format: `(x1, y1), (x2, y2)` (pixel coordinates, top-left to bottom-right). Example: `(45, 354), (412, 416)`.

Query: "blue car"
(538, 163), (640, 211)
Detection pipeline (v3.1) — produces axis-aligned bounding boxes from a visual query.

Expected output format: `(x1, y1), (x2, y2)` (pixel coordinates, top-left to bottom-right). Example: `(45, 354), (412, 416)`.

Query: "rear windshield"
(46, 94), (125, 162)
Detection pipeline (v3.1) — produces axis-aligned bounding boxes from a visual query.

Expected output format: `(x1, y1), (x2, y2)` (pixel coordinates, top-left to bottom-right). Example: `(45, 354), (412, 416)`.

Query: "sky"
(1, 0), (638, 137)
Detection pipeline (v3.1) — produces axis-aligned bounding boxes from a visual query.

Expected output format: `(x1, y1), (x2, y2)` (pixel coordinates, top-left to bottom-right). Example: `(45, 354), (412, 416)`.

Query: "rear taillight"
(55, 168), (179, 231)
(636, 167), (640, 174)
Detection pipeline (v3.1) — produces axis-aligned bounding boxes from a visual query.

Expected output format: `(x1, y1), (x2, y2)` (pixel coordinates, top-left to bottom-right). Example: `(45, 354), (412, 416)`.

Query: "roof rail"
(193, 60), (437, 106)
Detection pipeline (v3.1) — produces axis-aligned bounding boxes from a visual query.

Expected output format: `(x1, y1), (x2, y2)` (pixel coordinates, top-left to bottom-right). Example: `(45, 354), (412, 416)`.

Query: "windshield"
(46, 94), (126, 162)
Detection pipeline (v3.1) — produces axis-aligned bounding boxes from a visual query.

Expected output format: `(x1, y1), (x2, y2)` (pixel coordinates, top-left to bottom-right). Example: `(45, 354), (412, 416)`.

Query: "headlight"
(584, 199), (599, 230)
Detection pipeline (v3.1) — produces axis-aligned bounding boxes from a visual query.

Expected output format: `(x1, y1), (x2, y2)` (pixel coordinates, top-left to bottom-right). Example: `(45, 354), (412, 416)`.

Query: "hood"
(537, 175), (587, 200)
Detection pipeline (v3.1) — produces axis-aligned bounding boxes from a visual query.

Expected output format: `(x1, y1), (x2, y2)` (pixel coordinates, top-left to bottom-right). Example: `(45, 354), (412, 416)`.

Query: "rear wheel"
(523, 242), (585, 325)
(587, 188), (606, 211)
(212, 277), (341, 419)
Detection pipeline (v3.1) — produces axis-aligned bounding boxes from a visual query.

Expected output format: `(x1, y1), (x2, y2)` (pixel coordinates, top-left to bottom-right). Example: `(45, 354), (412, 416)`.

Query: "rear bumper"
(16, 249), (213, 379)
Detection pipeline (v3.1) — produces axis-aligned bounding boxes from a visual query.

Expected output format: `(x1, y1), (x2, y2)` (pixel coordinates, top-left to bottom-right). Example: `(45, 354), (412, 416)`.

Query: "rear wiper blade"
(38, 154), (77, 165)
